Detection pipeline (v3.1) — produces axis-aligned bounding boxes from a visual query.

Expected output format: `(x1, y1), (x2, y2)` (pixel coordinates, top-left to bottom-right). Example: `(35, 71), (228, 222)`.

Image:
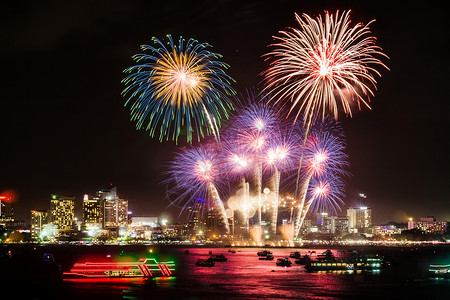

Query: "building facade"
(347, 207), (372, 234)
(104, 198), (129, 228)
(408, 217), (447, 234)
(30, 210), (49, 239)
(186, 206), (205, 236)
(98, 187), (129, 229)
(83, 194), (103, 226)
(50, 195), (75, 231)
(323, 216), (349, 235)
(372, 225), (402, 237)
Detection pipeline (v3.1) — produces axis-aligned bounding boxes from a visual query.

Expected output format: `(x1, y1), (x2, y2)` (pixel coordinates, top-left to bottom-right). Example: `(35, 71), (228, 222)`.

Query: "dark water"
(1, 244), (450, 299)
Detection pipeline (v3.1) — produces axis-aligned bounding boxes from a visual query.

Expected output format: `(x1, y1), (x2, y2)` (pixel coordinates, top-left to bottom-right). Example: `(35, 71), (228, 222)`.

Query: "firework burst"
(263, 10), (389, 124)
(226, 95), (284, 229)
(307, 174), (346, 215)
(219, 134), (254, 179)
(303, 130), (349, 177)
(295, 173), (345, 234)
(122, 35), (235, 143)
(165, 144), (230, 232)
(164, 101), (350, 239)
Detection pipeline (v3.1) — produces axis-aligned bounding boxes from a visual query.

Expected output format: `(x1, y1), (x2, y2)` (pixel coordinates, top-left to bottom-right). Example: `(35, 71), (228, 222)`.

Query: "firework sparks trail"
(241, 178), (250, 230)
(208, 182), (230, 233)
(297, 198), (314, 233)
(122, 35), (235, 143)
(255, 164), (262, 226)
(271, 169), (281, 234)
(294, 172), (313, 238)
(202, 103), (220, 142)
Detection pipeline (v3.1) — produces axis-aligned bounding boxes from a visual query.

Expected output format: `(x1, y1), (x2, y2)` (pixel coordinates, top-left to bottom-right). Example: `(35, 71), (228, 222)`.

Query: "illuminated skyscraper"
(205, 207), (226, 236)
(104, 199), (129, 228)
(347, 207), (372, 234)
(30, 210), (49, 239)
(83, 194), (103, 226)
(50, 195), (75, 231)
(186, 206), (204, 235)
(99, 187), (128, 228)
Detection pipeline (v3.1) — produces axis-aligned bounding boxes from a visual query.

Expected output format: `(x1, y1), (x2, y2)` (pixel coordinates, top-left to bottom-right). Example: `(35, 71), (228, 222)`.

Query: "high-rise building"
(83, 194), (103, 226)
(316, 212), (329, 232)
(30, 210), (49, 239)
(186, 206), (204, 235)
(104, 198), (129, 228)
(323, 216), (349, 235)
(50, 195), (75, 231)
(98, 187), (128, 229)
(205, 207), (227, 237)
(347, 207), (372, 234)
(299, 219), (312, 235)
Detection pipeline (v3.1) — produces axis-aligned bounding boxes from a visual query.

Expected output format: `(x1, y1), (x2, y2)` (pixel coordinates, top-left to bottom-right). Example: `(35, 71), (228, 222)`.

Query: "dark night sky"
(1, 0), (449, 224)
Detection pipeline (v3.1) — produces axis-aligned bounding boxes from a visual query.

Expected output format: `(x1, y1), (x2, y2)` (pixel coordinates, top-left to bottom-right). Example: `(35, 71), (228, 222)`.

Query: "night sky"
(1, 0), (449, 224)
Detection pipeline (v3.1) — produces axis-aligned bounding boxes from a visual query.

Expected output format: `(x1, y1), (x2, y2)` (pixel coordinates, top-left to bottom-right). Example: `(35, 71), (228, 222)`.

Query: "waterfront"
(1, 244), (450, 299)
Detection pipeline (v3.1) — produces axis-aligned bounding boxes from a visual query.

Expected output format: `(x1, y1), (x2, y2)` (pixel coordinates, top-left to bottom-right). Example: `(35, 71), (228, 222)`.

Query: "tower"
(30, 210), (49, 239)
(98, 187), (128, 229)
(83, 194), (103, 226)
(50, 194), (75, 232)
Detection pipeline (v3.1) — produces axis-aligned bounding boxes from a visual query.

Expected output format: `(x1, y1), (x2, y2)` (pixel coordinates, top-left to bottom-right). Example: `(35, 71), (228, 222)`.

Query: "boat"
(289, 252), (301, 259)
(210, 254), (228, 262)
(195, 258), (215, 267)
(259, 254), (274, 260)
(276, 258), (292, 267)
(429, 264), (450, 278)
(304, 253), (384, 271)
(354, 255), (383, 270)
(305, 261), (354, 271)
(228, 249), (236, 253)
(257, 250), (273, 257)
(294, 254), (312, 265)
(63, 258), (175, 279)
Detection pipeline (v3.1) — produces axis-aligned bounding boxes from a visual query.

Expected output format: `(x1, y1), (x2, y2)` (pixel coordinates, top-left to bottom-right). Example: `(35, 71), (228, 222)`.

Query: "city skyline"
(1, 1), (449, 224)
(3, 185), (447, 228)
(22, 187), (449, 243)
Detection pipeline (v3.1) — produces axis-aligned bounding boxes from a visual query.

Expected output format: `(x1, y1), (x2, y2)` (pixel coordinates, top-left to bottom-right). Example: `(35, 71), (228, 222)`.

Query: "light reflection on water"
(53, 247), (450, 299)
(176, 248), (354, 299)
